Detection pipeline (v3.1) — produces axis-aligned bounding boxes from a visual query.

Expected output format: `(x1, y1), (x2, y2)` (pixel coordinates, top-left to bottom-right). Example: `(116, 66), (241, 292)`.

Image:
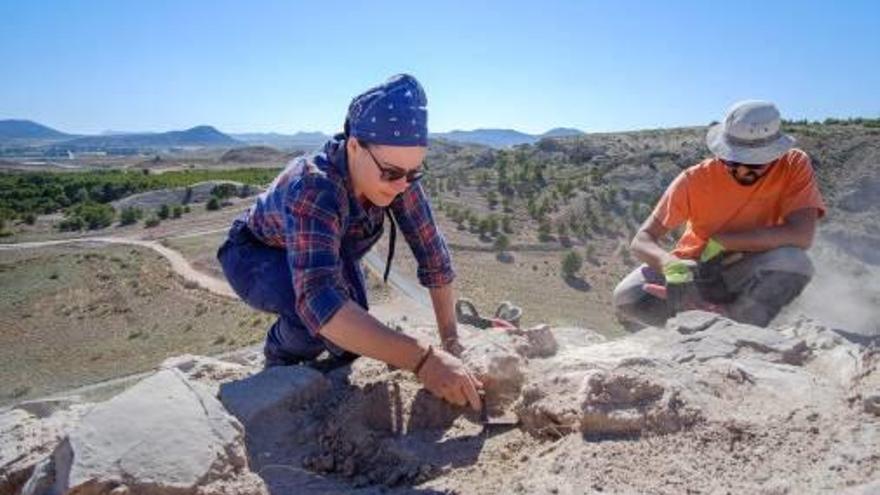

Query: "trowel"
(478, 391), (519, 427)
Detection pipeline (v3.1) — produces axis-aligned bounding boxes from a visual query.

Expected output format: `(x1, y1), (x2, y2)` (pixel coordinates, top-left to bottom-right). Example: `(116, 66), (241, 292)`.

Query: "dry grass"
(0, 244), (270, 406)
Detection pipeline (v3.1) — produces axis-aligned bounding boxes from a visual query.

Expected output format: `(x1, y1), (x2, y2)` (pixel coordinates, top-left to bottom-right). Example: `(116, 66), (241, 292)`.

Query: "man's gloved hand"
(663, 259), (696, 285)
(696, 238), (735, 304)
(700, 238), (725, 263)
(661, 259), (697, 316)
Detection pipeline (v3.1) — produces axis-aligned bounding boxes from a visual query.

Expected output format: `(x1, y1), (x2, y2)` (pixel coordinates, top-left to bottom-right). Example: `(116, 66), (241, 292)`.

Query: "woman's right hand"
(416, 348), (483, 411)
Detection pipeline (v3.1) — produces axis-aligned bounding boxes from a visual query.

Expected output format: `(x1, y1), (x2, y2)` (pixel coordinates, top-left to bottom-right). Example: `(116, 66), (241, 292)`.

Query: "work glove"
(696, 238), (735, 304)
(663, 259), (697, 316)
(700, 238), (725, 263)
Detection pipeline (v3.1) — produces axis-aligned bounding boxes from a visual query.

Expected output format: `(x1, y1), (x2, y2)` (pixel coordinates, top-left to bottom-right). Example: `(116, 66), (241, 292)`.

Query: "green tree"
(486, 190), (498, 210)
(562, 250), (583, 278)
(502, 215), (514, 234)
(119, 207), (143, 226)
(58, 216), (85, 232)
(494, 233), (510, 253)
(538, 220), (552, 242)
(212, 183), (238, 199)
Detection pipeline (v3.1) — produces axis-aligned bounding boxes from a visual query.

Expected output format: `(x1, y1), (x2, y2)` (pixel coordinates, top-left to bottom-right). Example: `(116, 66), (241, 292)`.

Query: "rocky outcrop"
(19, 369), (266, 495)
(3, 311), (877, 495)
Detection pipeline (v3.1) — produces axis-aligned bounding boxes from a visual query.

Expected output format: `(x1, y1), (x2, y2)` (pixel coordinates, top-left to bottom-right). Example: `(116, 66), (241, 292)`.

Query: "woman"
(218, 74), (481, 411)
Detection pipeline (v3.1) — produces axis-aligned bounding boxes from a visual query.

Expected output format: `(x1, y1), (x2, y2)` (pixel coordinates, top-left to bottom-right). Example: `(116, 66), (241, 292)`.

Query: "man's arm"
(630, 215), (680, 273)
(714, 208), (819, 252)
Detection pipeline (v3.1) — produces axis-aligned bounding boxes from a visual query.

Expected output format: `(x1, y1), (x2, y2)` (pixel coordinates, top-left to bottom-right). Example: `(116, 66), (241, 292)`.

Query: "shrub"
(23, 213), (37, 225)
(538, 221), (552, 242)
(493, 233), (510, 252)
(58, 216), (85, 232)
(59, 202), (115, 231)
(119, 206), (143, 226)
(144, 216), (161, 228)
(157, 204), (170, 220)
(211, 183), (238, 199)
(206, 197), (221, 211)
(172, 205), (183, 218)
(561, 250), (583, 278)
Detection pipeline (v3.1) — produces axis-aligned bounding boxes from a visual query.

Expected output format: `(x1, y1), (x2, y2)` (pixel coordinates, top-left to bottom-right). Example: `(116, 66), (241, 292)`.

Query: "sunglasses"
(364, 145), (424, 183)
(721, 159), (769, 171)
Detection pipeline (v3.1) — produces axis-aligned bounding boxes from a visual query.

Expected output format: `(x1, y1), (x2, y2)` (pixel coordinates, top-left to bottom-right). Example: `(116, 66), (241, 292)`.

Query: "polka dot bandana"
(346, 74), (428, 147)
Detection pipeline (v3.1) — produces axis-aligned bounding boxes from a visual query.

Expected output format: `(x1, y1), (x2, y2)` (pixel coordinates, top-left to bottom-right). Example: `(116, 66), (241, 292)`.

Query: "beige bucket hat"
(706, 100), (796, 165)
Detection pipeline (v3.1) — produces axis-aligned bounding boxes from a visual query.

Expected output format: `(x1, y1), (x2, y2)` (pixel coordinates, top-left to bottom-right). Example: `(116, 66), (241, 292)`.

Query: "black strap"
(384, 209), (396, 283)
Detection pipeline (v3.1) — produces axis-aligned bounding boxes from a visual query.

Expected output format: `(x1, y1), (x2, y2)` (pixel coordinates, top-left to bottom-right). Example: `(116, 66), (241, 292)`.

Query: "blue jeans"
(217, 218), (365, 366)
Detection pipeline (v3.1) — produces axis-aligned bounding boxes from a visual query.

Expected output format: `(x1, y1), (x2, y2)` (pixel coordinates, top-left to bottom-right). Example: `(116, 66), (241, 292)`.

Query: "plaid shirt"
(246, 136), (454, 335)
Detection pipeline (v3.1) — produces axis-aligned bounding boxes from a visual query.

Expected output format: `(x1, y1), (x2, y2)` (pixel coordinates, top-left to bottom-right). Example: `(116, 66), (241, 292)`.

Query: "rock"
(219, 365), (330, 427)
(660, 314), (810, 365)
(23, 368), (265, 494)
(461, 331), (525, 409)
(1, 403), (86, 495)
(512, 324), (559, 358)
(161, 354), (252, 395)
(667, 311), (721, 334)
(518, 364), (701, 439)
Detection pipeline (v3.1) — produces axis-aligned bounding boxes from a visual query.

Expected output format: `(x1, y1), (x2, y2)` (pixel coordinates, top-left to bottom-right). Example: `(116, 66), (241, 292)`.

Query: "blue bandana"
(346, 74), (428, 147)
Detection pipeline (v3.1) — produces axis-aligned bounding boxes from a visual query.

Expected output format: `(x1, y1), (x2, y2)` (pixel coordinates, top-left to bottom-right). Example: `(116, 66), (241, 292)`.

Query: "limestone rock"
(1, 401), (86, 495)
(461, 330), (525, 410)
(511, 324), (559, 358)
(24, 369), (265, 495)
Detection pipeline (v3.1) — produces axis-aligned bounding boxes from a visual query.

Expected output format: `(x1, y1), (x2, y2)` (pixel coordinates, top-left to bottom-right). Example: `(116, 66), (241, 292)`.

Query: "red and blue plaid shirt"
(246, 136), (454, 335)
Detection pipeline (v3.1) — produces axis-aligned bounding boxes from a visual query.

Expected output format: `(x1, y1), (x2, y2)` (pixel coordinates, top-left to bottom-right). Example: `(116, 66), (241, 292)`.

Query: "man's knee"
(612, 264), (654, 309)
(755, 247), (815, 280)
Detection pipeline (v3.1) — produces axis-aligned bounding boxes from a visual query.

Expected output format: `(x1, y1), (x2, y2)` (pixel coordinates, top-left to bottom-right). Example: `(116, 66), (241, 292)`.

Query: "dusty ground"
(0, 243), (269, 406)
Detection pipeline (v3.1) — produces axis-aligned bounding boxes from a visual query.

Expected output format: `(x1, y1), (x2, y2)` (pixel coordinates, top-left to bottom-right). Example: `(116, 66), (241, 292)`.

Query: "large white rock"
(1, 401), (87, 495)
(24, 368), (265, 494)
(517, 311), (867, 438)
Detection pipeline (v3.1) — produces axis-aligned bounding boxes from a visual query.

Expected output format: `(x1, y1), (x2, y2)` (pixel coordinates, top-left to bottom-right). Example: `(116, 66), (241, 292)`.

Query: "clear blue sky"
(1, 0), (878, 135)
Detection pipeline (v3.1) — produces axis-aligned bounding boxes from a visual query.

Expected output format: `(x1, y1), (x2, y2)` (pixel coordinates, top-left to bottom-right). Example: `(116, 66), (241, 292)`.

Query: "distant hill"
(56, 126), (239, 150)
(431, 127), (585, 148)
(540, 127), (585, 139)
(219, 145), (297, 164)
(231, 132), (330, 150)
(0, 119), (73, 140)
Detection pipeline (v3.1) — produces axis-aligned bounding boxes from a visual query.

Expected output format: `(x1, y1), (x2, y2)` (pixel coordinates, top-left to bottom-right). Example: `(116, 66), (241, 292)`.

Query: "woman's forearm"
(429, 284), (458, 343)
(318, 301), (428, 371)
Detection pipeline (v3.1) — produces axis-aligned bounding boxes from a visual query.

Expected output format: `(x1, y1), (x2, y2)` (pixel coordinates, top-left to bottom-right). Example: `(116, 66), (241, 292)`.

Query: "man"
(613, 100), (826, 329)
(218, 74), (481, 411)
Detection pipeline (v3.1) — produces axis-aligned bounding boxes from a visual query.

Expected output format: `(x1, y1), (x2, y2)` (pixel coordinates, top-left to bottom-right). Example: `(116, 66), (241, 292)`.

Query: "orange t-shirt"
(651, 148), (826, 260)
